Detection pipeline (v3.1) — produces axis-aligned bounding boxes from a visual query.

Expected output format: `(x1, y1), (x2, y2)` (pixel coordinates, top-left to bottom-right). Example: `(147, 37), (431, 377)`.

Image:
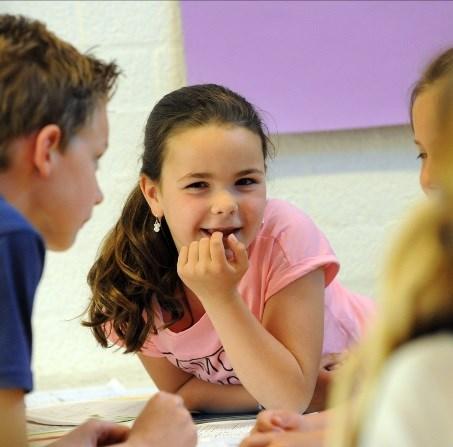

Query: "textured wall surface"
(1, 1), (422, 392)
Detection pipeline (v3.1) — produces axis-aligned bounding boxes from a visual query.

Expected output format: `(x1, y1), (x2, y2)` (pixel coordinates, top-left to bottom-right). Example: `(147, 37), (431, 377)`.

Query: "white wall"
(1, 1), (422, 391)
(267, 127), (421, 296)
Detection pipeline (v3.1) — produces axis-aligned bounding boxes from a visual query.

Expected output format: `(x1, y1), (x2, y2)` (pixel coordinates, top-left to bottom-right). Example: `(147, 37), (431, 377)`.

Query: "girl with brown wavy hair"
(84, 83), (374, 413)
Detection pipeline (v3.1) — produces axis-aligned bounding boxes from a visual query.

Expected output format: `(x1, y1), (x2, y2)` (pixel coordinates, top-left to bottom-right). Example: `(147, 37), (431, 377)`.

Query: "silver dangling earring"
(153, 217), (161, 233)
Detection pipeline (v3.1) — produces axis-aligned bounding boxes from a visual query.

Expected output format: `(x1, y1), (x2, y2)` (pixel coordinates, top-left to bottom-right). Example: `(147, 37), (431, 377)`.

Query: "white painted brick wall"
(0, 1), (423, 391)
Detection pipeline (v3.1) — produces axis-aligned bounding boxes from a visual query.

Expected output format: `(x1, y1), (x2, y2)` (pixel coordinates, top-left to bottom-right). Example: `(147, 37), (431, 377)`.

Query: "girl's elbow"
(260, 391), (310, 414)
(289, 394), (311, 414)
(175, 381), (199, 411)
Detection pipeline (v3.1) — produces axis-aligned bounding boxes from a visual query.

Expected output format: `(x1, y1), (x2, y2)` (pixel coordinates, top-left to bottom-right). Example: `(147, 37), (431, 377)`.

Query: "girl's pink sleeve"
(262, 201), (340, 300)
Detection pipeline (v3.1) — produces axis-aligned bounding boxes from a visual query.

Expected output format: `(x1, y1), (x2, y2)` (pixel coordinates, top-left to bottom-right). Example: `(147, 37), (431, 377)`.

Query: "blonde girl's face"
(412, 85), (442, 196)
(142, 124), (267, 252)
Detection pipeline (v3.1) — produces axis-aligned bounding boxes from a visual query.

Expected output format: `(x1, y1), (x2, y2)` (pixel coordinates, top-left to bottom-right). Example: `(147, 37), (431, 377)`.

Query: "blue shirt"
(0, 197), (44, 392)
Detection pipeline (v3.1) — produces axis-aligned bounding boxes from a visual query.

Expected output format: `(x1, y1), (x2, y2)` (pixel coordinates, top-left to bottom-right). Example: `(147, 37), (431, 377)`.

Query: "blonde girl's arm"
(138, 354), (259, 412)
(178, 233), (325, 412)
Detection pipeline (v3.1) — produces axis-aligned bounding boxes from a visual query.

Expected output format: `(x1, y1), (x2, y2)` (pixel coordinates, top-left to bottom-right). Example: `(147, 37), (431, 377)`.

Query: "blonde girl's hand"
(251, 410), (306, 434)
(251, 409), (329, 435)
(239, 431), (325, 447)
(177, 232), (248, 303)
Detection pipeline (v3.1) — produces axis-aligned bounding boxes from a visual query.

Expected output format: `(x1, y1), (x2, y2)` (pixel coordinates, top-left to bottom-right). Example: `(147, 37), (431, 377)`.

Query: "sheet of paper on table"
(197, 419), (255, 447)
(27, 397), (149, 425)
(26, 380), (255, 447)
(25, 378), (154, 408)
(28, 418), (255, 447)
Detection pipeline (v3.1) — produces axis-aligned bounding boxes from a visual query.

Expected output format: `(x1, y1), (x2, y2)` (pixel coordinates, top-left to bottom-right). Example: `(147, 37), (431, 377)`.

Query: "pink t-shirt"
(137, 199), (374, 385)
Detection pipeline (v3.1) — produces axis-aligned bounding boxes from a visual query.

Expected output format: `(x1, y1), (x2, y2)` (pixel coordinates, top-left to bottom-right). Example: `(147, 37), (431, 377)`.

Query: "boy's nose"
(95, 183), (104, 205)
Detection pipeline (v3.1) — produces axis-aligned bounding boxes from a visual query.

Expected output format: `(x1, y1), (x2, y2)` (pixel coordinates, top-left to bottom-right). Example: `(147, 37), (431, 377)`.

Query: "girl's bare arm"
(138, 354), (258, 412)
(177, 233), (325, 412)
(205, 270), (324, 412)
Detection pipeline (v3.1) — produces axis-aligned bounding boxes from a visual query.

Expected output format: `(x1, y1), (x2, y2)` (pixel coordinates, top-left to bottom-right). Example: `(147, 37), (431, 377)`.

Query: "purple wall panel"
(181, 1), (453, 133)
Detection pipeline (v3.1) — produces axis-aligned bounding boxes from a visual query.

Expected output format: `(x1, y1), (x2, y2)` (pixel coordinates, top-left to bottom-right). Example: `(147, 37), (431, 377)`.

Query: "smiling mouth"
(201, 227), (241, 238)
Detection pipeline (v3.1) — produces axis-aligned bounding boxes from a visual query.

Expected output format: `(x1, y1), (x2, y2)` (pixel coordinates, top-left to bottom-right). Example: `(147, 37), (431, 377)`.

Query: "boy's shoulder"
(0, 196), (45, 282)
(0, 196), (39, 237)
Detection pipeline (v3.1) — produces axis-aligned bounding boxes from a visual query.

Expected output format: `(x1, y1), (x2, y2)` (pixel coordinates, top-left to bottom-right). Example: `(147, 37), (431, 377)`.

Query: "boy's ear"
(139, 175), (163, 218)
(33, 124), (62, 177)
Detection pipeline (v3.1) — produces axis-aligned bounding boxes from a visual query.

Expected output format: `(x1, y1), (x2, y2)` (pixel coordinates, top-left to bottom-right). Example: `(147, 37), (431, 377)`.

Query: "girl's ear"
(33, 124), (62, 177)
(140, 175), (164, 218)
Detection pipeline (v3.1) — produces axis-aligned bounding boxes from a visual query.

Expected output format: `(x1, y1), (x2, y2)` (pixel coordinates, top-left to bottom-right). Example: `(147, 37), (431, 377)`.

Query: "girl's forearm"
(177, 377), (258, 412)
(203, 294), (314, 412)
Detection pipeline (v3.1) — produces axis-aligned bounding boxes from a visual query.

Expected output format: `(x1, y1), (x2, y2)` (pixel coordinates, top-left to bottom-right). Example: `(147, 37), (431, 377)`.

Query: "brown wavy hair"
(84, 84), (273, 353)
(0, 14), (120, 171)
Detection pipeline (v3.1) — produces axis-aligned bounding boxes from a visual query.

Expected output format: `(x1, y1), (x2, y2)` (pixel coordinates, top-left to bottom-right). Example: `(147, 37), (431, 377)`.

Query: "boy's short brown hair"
(0, 14), (120, 170)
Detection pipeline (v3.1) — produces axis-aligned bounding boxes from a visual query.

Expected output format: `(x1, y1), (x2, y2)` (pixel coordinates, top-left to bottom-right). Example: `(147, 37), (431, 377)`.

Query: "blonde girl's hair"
(410, 47), (453, 128)
(83, 84), (273, 353)
(329, 199), (453, 446)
